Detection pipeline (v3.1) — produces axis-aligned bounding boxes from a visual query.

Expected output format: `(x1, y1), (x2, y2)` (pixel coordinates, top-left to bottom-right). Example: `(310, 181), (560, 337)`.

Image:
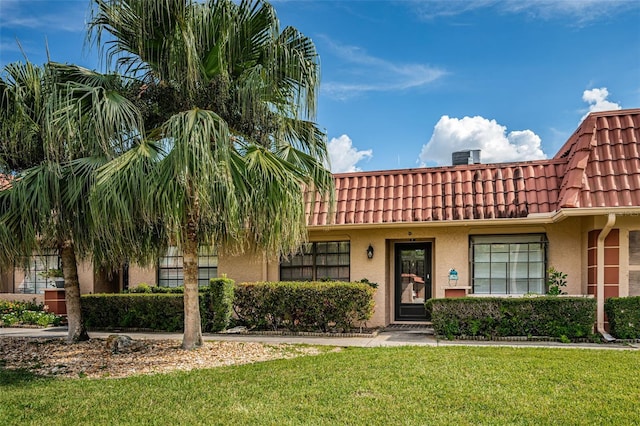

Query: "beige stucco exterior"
(128, 265), (157, 287)
(295, 216), (588, 326)
(2, 213), (640, 328)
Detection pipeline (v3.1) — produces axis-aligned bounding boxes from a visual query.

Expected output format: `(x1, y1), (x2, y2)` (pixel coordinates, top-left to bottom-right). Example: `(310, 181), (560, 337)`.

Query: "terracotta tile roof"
(0, 174), (11, 190)
(306, 108), (640, 226)
(554, 109), (640, 208)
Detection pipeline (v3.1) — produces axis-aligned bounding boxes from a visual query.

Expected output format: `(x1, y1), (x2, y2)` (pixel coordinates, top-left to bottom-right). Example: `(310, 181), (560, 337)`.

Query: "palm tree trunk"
(182, 232), (203, 349)
(60, 241), (89, 343)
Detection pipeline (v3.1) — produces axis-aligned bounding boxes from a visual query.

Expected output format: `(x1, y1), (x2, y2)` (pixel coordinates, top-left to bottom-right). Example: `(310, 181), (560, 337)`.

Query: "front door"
(395, 243), (432, 321)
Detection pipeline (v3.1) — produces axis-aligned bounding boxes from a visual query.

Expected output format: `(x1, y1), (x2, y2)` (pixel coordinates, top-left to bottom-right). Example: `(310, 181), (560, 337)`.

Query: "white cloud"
(411, 0), (638, 24)
(320, 38), (446, 100)
(327, 134), (372, 173)
(419, 115), (547, 166)
(0, 1), (86, 32)
(581, 87), (622, 119)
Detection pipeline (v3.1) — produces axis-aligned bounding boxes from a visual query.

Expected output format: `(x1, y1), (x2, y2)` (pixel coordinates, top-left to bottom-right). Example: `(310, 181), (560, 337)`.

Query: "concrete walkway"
(1, 326), (638, 350)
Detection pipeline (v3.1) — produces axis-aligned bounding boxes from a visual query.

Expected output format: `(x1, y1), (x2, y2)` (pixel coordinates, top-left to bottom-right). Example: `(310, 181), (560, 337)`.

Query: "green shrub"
(127, 283), (152, 293)
(0, 313), (19, 326)
(82, 294), (185, 331)
(234, 281), (375, 332)
(125, 284), (188, 294)
(427, 297), (596, 339)
(151, 286), (185, 294)
(546, 267), (567, 295)
(605, 296), (640, 339)
(201, 277), (235, 332)
(82, 288), (234, 332)
(1, 299), (44, 314)
(0, 299), (63, 327)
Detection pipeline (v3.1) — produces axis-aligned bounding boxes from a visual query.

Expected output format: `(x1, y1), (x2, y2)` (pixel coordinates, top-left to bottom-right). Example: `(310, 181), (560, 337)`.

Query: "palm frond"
(91, 139), (166, 266)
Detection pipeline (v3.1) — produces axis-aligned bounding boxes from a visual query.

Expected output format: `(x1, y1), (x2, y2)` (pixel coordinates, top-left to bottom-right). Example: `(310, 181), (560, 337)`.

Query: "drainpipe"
(596, 213), (616, 342)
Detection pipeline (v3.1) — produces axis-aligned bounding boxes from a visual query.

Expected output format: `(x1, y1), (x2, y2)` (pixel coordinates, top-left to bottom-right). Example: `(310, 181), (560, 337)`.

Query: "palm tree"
(0, 61), (142, 343)
(89, 0), (334, 349)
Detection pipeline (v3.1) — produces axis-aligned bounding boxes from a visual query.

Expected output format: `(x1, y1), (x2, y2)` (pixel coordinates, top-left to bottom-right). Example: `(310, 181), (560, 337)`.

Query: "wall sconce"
(366, 244), (374, 259)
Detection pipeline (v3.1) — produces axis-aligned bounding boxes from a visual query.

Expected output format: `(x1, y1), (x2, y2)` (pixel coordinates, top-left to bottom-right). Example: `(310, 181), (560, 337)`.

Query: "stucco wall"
(0, 270), (14, 293)
(587, 214), (640, 297)
(544, 217), (584, 295)
(77, 260), (94, 294)
(218, 251), (266, 283)
(2, 261), (97, 295)
(128, 265), (157, 287)
(5, 213), (637, 328)
(0, 293), (44, 304)
(618, 215), (640, 297)
(306, 218), (589, 327)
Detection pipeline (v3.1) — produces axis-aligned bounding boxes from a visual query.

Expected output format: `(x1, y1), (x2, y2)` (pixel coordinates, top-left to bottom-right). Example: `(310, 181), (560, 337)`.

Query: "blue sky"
(1, 0), (639, 172)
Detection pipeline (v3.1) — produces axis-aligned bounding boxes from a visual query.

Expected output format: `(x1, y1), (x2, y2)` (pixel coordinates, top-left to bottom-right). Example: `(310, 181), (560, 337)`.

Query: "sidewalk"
(1, 326), (637, 350)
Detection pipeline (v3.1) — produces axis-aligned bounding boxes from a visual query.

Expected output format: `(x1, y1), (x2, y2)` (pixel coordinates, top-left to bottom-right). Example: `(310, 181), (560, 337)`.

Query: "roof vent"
(452, 150), (481, 166)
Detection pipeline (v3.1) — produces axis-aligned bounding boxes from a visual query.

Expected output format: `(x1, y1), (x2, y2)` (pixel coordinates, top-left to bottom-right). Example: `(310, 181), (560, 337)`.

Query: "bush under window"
(427, 297), (595, 340)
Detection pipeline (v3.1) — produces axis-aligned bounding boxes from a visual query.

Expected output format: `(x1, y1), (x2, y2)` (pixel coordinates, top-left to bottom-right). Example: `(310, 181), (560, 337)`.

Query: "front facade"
(3, 109), (640, 328)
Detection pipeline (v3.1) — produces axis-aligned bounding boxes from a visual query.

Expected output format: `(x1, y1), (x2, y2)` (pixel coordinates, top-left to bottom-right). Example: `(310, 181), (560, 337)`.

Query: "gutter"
(596, 213), (616, 342)
(308, 207), (640, 231)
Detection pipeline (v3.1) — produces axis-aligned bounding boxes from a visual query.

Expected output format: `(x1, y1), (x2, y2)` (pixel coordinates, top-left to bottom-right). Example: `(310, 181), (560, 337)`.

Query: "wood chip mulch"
(0, 337), (325, 379)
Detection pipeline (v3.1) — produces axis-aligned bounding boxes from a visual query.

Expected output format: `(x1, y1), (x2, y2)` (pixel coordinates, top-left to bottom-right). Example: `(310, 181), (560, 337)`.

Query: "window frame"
(470, 234), (548, 295)
(280, 241), (351, 282)
(157, 246), (218, 288)
(15, 252), (61, 294)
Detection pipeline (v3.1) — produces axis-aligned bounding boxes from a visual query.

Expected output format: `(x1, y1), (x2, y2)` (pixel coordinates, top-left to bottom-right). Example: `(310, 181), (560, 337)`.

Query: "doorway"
(394, 242), (432, 321)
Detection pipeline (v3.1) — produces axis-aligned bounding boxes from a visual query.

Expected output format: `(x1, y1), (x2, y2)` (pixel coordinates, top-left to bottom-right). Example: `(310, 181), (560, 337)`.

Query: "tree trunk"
(60, 241), (89, 343)
(182, 234), (203, 349)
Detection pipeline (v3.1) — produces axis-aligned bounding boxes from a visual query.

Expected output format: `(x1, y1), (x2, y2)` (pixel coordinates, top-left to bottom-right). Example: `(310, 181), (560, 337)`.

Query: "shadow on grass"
(0, 365), (52, 386)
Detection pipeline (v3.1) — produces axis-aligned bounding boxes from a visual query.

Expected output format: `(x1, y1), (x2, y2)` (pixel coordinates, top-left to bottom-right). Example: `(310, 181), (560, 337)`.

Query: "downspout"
(596, 213), (616, 342)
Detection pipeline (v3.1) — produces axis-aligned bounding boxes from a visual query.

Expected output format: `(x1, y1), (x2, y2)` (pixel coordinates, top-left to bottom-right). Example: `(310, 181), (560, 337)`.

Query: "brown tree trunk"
(60, 241), (89, 343)
(182, 234), (203, 349)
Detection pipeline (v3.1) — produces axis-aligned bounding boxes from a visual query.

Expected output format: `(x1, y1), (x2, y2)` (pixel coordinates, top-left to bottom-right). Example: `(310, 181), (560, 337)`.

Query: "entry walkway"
(1, 326), (637, 350)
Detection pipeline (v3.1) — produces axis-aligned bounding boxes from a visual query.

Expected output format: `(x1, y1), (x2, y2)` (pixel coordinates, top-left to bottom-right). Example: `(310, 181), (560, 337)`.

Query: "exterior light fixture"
(366, 244), (374, 259)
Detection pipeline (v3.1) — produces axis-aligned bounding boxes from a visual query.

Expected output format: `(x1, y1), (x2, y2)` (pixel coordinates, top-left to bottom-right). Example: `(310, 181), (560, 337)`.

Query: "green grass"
(1, 346), (639, 425)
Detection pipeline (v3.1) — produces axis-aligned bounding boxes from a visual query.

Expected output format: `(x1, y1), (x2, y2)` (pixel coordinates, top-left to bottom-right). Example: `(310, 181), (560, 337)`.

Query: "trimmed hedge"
(605, 296), (640, 339)
(201, 277), (234, 332)
(234, 281), (375, 332)
(426, 297), (596, 339)
(126, 284), (184, 293)
(82, 293), (185, 331)
(82, 277), (236, 332)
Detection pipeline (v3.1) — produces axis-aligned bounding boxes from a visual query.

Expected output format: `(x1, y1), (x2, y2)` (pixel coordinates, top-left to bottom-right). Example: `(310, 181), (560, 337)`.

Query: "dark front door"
(395, 243), (432, 321)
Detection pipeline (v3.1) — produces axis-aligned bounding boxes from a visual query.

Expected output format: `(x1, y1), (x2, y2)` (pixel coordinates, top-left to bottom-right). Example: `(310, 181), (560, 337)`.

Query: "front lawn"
(1, 346), (638, 425)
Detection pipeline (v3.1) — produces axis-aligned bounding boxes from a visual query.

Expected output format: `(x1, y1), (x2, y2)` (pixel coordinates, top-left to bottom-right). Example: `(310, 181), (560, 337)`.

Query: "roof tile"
(307, 109), (640, 226)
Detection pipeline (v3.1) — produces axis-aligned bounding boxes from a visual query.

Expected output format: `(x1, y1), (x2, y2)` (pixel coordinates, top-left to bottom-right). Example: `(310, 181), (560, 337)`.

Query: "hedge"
(233, 281), (375, 332)
(426, 297), (596, 340)
(82, 293), (185, 331)
(82, 277), (235, 332)
(605, 296), (640, 339)
(201, 277), (234, 332)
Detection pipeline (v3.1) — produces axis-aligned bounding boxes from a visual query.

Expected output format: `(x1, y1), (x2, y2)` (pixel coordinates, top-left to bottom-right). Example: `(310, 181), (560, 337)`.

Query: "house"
(2, 108), (640, 330)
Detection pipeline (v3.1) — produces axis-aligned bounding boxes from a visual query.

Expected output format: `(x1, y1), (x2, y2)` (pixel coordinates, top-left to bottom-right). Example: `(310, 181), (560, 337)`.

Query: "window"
(17, 252), (61, 294)
(471, 234), (547, 295)
(629, 231), (640, 296)
(158, 247), (218, 288)
(280, 241), (350, 281)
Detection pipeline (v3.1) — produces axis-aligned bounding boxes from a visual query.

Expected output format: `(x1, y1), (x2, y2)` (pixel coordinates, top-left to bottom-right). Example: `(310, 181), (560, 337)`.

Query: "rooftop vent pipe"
(452, 149), (481, 166)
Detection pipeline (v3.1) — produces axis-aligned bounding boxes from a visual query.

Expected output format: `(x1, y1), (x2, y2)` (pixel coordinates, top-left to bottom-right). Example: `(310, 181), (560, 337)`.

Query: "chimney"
(452, 149), (481, 166)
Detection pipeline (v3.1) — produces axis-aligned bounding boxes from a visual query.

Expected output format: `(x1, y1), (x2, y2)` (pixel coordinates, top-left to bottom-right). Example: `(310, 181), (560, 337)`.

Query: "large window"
(280, 241), (350, 281)
(17, 252), (61, 294)
(158, 247), (218, 288)
(471, 234), (547, 295)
